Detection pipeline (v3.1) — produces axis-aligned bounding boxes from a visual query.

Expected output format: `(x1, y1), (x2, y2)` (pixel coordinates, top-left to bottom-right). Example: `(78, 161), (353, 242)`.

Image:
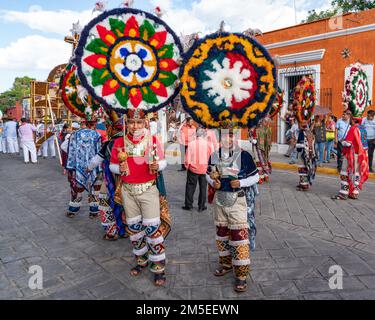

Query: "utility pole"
(293, 0), (297, 24)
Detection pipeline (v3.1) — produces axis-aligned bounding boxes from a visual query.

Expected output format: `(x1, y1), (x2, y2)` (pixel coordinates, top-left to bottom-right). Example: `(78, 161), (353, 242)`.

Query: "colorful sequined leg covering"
(256, 162), (264, 184)
(89, 180), (102, 214)
(350, 174), (360, 199)
(98, 193), (117, 237)
(230, 228), (250, 280)
(216, 226), (232, 269)
(144, 217), (166, 274)
(67, 171), (83, 214)
(127, 215), (148, 267)
(298, 166), (310, 190)
(339, 171), (349, 199)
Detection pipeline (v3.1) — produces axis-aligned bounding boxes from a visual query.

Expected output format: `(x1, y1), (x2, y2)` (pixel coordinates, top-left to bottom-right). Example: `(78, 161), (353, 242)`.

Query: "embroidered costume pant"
(339, 156), (360, 199)
(214, 195), (250, 280)
(121, 184), (166, 274)
(67, 171), (102, 215)
(98, 183), (118, 237)
(297, 155), (310, 190)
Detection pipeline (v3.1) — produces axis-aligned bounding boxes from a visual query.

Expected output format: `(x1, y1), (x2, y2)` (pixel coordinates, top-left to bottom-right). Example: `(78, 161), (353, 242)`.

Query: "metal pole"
(293, 0), (297, 24)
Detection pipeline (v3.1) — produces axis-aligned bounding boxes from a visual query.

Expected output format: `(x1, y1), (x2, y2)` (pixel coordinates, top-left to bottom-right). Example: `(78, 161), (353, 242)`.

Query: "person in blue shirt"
(362, 110), (375, 172)
(335, 111), (352, 172)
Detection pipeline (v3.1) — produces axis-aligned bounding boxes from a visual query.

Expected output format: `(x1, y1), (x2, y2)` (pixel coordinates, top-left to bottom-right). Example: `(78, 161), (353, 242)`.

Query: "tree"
(303, 0), (375, 23)
(0, 76), (34, 112)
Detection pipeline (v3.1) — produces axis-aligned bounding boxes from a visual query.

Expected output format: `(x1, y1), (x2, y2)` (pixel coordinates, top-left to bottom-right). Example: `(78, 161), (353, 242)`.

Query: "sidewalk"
(271, 152), (375, 180)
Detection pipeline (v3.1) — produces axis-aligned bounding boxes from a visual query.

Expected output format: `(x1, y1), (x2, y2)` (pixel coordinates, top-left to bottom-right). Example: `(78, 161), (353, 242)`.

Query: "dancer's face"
(127, 119), (145, 136)
(221, 132), (234, 149)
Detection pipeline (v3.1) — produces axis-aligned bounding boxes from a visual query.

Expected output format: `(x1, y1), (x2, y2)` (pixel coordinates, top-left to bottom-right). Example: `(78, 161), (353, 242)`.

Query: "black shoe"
(181, 206), (192, 211)
(198, 207), (207, 212)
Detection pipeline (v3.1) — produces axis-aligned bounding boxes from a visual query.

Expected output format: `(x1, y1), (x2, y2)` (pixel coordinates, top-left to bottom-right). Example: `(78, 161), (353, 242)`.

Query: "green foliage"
(302, 0), (375, 23)
(0, 76), (35, 112)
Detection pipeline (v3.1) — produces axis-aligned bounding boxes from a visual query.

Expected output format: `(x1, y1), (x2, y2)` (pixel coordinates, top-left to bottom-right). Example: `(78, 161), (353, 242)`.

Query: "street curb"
(166, 150), (375, 181)
(272, 162), (375, 180)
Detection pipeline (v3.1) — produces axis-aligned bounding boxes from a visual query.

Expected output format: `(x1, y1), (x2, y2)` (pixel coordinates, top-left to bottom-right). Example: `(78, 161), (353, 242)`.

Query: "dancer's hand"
(214, 180), (221, 190)
(119, 162), (128, 175)
(230, 180), (241, 189)
(149, 162), (159, 172)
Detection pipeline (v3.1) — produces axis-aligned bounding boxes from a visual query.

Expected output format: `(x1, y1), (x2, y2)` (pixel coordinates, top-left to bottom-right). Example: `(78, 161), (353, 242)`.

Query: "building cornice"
(265, 23), (375, 49)
(277, 49), (325, 65)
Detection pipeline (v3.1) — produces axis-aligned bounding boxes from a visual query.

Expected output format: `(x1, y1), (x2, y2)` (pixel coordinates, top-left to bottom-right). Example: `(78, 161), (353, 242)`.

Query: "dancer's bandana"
(61, 64), (102, 120)
(179, 32), (277, 129)
(343, 62), (370, 117)
(293, 75), (316, 124)
(75, 8), (183, 114)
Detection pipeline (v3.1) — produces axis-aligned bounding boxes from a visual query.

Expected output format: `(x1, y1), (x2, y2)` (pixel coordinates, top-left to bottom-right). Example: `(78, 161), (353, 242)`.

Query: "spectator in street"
(183, 128), (212, 212)
(312, 116), (326, 166)
(287, 118), (299, 164)
(18, 118), (38, 164)
(335, 111), (352, 172)
(3, 116), (19, 155)
(167, 120), (177, 143)
(325, 114), (336, 163)
(0, 119), (6, 153)
(177, 117), (196, 171)
(362, 110), (375, 173)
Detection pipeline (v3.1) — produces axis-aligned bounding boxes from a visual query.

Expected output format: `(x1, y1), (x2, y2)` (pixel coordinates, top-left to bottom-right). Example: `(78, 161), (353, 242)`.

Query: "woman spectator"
(325, 115), (336, 163)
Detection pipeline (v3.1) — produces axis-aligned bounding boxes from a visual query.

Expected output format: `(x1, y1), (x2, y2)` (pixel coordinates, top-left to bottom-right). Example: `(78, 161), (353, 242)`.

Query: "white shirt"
(149, 121), (158, 136)
(4, 121), (18, 139)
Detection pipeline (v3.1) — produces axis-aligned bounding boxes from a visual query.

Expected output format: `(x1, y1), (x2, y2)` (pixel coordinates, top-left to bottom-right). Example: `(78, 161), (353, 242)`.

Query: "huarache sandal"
(214, 266), (233, 277)
(102, 234), (118, 241)
(154, 272), (166, 286)
(89, 212), (99, 219)
(66, 212), (76, 218)
(234, 279), (248, 293)
(331, 194), (347, 200)
(130, 264), (148, 276)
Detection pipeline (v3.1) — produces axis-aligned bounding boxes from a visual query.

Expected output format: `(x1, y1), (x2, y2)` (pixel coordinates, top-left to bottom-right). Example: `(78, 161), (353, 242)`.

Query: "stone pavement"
(1, 153), (375, 300)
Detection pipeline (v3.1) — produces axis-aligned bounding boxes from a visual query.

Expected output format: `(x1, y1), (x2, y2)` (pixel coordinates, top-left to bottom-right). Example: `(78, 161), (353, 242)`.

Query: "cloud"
(0, 35), (71, 71)
(0, 6), (96, 36)
(152, 0), (335, 34)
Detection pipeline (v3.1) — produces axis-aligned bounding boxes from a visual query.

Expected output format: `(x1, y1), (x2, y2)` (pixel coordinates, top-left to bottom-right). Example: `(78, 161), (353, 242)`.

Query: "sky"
(0, 0), (332, 94)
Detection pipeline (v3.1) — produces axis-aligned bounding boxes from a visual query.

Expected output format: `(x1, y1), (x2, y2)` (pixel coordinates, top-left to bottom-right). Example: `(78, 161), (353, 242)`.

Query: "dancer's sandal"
(331, 194), (347, 200)
(130, 264), (148, 276)
(154, 272), (166, 286)
(66, 212), (76, 218)
(348, 194), (358, 200)
(214, 266), (233, 277)
(102, 234), (118, 241)
(234, 279), (248, 293)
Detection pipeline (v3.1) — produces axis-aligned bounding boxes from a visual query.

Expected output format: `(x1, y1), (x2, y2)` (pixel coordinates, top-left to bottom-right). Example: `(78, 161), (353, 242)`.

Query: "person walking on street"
(288, 118), (299, 164)
(18, 118), (38, 164)
(177, 117), (196, 171)
(312, 116), (326, 166)
(362, 110), (375, 173)
(183, 128), (212, 212)
(325, 115), (336, 163)
(4, 117), (19, 155)
(335, 111), (352, 172)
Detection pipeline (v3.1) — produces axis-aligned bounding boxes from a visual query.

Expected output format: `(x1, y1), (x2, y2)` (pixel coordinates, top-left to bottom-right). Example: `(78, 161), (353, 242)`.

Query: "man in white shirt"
(4, 117), (19, 154)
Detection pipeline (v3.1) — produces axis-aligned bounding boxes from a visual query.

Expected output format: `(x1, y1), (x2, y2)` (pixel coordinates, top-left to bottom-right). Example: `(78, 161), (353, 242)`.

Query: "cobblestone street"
(1, 153), (375, 300)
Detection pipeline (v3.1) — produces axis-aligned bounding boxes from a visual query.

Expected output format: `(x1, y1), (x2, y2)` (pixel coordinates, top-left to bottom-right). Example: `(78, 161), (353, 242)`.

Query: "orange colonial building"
(253, 9), (375, 147)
